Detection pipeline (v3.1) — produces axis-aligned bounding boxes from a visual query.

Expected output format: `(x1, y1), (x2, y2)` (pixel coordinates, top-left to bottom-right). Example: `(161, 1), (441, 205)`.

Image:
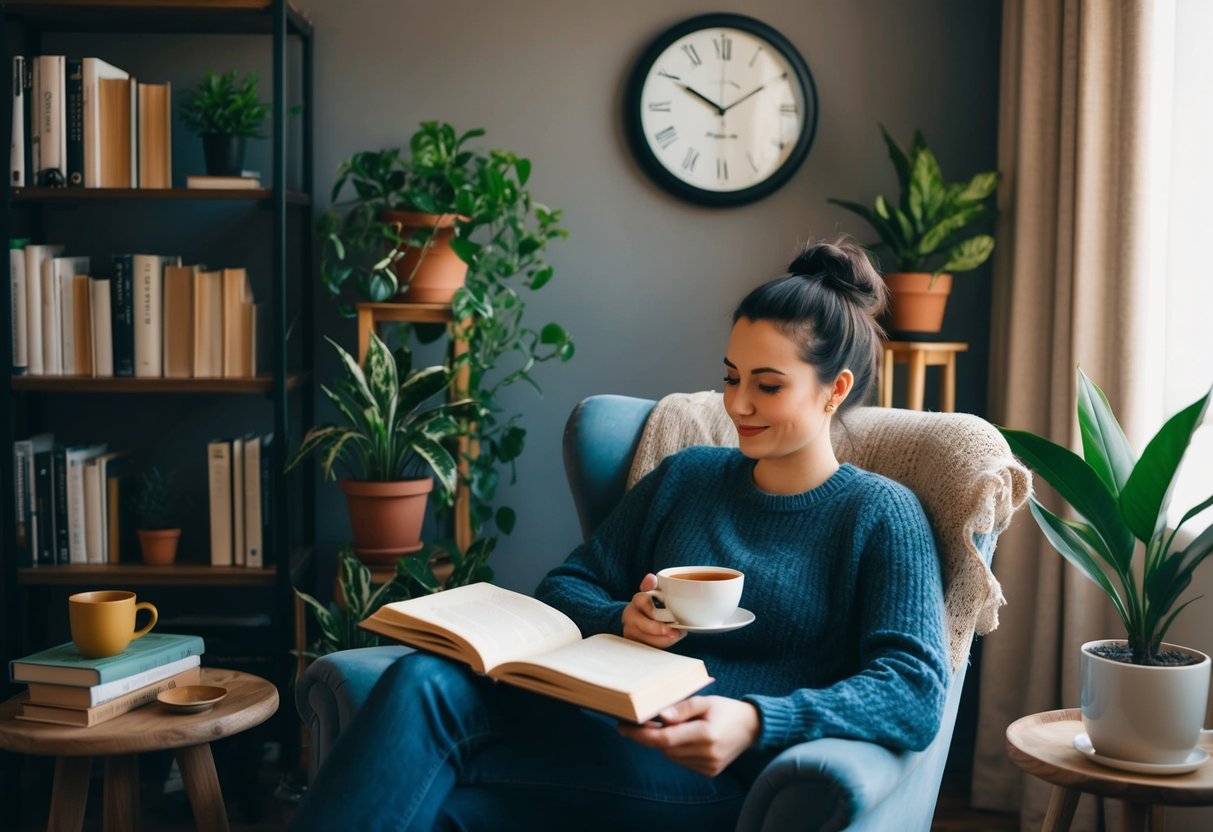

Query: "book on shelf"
(65, 58), (83, 187)
(137, 81), (171, 189)
(359, 583), (714, 724)
(82, 58), (128, 188)
(231, 437), (245, 566)
(12, 433), (52, 569)
(163, 263), (197, 379)
(19, 664), (202, 727)
(11, 56), (27, 187)
(243, 433), (270, 568)
(134, 254), (180, 378)
(71, 273), (93, 376)
(193, 268), (223, 378)
(42, 254), (88, 376)
(185, 174), (261, 189)
(97, 75), (136, 188)
(64, 443), (106, 564)
(90, 275), (113, 377)
(10, 238), (28, 374)
(33, 55), (67, 188)
(221, 267), (254, 378)
(84, 450), (125, 564)
(23, 243), (65, 376)
(207, 439), (234, 566)
(10, 632), (205, 687)
(111, 254), (135, 376)
(32, 444), (56, 565)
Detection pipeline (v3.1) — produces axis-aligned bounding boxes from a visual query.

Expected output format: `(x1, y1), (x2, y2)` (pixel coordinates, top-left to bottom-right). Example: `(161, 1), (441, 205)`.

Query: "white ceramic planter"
(1080, 639), (1211, 764)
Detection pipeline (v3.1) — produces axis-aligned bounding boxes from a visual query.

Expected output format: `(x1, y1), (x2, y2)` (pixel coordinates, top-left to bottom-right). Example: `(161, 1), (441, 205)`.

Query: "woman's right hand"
(622, 573), (685, 648)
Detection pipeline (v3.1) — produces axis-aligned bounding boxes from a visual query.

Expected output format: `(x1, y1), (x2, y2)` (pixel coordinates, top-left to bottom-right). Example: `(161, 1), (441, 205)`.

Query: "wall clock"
(625, 13), (818, 207)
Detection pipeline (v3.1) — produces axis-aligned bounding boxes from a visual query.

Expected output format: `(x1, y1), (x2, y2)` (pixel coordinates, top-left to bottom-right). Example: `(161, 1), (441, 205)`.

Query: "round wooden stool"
(1006, 709), (1213, 831)
(0, 667), (278, 832)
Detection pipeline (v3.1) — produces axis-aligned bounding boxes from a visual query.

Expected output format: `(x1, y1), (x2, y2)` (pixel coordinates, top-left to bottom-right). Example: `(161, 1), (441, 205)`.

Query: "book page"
(375, 583), (582, 671)
(495, 633), (706, 695)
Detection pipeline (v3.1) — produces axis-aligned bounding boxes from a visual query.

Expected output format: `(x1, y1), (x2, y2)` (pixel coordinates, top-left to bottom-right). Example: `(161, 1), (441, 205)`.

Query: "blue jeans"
(291, 652), (769, 831)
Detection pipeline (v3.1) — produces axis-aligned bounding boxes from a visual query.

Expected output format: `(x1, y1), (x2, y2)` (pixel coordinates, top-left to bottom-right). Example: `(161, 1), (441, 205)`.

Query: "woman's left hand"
(617, 695), (761, 778)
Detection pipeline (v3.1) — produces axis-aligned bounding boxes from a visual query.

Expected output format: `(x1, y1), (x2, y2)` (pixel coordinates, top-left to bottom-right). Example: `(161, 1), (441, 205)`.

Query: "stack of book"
(10, 632), (205, 727)
(207, 434), (272, 568)
(11, 433), (125, 568)
(9, 54), (170, 189)
(8, 242), (264, 380)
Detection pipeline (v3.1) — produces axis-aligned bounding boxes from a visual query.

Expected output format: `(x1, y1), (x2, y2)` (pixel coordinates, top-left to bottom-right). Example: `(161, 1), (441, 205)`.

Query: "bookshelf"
(0, 0), (316, 761)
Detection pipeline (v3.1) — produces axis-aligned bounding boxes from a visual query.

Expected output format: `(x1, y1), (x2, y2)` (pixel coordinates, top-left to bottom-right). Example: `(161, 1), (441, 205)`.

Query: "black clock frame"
(624, 13), (819, 208)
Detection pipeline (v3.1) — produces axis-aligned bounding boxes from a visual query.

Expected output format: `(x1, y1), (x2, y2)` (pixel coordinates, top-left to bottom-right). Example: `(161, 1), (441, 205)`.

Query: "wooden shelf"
(356, 302), (456, 325)
(2, 1), (313, 36)
(18, 564), (277, 587)
(12, 187), (310, 206)
(10, 373), (309, 394)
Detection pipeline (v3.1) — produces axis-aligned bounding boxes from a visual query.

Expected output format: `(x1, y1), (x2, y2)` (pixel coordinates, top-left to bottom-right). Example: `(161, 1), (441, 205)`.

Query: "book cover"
(134, 253), (174, 378)
(185, 175), (260, 189)
(361, 583), (713, 724)
(11, 56), (25, 187)
(10, 238), (28, 373)
(20, 665), (203, 726)
(221, 268), (253, 378)
(90, 276), (113, 377)
(23, 243), (65, 376)
(243, 433), (263, 568)
(34, 55), (66, 187)
(65, 444), (106, 564)
(97, 75), (134, 188)
(33, 446), (55, 566)
(110, 254), (134, 377)
(71, 273), (92, 375)
(10, 632), (206, 687)
(207, 439), (233, 566)
(52, 256), (88, 375)
(82, 58), (128, 188)
(28, 655), (198, 709)
(16, 434), (54, 568)
(162, 264), (196, 378)
(53, 447), (69, 564)
(66, 58), (83, 187)
(192, 269), (223, 378)
(137, 81), (171, 189)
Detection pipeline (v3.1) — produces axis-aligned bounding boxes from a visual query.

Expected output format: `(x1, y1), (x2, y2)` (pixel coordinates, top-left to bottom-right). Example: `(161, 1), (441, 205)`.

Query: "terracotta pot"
(380, 210), (468, 303)
(883, 272), (953, 334)
(137, 528), (181, 565)
(1080, 639), (1211, 764)
(340, 478), (433, 564)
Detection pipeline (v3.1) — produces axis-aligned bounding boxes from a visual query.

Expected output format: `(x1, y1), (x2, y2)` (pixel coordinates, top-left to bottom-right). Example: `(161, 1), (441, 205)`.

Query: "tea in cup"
(68, 590), (158, 658)
(645, 566), (743, 627)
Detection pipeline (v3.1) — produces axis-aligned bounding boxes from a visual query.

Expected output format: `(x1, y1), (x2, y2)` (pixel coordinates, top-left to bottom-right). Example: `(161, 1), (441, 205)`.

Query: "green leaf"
(1119, 387), (1212, 540)
(450, 237), (482, 265)
(941, 235), (994, 272)
(908, 147), (943, 229)
(399, 365), (450, 414)
(827, 198), (900, 250)
(340, 551), (374, 617)
(363, 332), (399, 422)
(999, 426), (1135, 568)
(516, 158), (532, 187)
(1028, 500), (1130, 626)
(879, 124), (911, 193)
(529, 265), (554, 291)
(411, 434), (459, 496)
(955, 171), (999, 203)
(917, 205), (986, 257)
(1076, 368), (1136, 496)
(495, 506), (516, 534)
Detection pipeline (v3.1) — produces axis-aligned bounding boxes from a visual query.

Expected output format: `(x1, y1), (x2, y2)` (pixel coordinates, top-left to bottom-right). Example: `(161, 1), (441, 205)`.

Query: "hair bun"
(787, 239), (887, 314)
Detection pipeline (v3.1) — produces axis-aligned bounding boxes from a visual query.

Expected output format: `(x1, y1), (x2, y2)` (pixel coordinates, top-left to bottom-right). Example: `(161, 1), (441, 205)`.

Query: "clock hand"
(721, 72), (788, 114)
(678, 83), (725, 116)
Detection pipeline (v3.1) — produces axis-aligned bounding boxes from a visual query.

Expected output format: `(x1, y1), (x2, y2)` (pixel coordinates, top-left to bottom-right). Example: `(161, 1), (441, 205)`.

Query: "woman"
(292, 238), (949, 832)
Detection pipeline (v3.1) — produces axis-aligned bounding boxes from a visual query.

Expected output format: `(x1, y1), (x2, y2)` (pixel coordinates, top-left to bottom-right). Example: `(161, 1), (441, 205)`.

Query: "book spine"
(33, 449), (54, 566)
(111, 254), (134, 377)
(29, 56), (39, 187)
(244, 436), (263, 569)
(35, 56), (64, 187)
(94, 636), (205, 684)
(40, 262), (61, 375)
(65, 58), (83, 187)
(207, 440), (233, 566)
(10, 243), (26, 373)
(90, 277), (113, 377)
(23, 666), (202, 726)
(24, 246), (43, 375)
(11, 56), (24, 187)
(132, 254), (162, 377)
(13, 441), (32, 567)
(53, 448), (69, 565)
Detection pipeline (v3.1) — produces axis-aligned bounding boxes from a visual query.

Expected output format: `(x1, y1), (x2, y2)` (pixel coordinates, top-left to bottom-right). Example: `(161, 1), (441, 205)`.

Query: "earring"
(824, 402), (836, 413)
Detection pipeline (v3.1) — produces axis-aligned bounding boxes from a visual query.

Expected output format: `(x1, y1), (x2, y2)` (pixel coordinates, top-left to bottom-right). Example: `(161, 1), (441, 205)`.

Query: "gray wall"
(298, 0), (1003, 593)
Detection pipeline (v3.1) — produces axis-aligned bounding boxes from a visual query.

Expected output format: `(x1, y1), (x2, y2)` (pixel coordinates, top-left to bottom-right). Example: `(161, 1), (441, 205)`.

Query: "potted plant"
(828, 126), (999, 333)
(130, 466), (184, 565)
(284, 332), (474, 564)
(319, 122), (574, 540)
(999, 368), (1213, 765)
(318, 122), (485, 307)
(180, 70), (271, 177)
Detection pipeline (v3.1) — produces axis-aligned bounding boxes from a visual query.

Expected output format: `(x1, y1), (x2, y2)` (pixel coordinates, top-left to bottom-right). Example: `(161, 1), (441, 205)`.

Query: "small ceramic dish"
(158, 685), (228, 714)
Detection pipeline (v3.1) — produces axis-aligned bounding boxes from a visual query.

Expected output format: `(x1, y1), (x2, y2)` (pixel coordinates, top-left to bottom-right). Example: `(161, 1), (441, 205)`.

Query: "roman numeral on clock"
(655, 126), (678, 150)
(714, 35), (732, 61)
(681, 43), (702, 67)
(682, 148), (700, 172)
(780, 103), (798, 116)
(648, 101), (671, 112)
(717, 158), (728, 181)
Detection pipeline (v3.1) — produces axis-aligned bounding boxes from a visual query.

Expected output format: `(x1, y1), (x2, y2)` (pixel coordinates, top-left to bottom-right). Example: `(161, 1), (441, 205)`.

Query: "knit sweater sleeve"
(534, 457), (676, 637)
(743, 485), (950, 752)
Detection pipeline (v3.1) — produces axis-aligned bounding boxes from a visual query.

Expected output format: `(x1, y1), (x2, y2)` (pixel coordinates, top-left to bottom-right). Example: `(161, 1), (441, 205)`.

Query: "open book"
(359, 583), (713, 723)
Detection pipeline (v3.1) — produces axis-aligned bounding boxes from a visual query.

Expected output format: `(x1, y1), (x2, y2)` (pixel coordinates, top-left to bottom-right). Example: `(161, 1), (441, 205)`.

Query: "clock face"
(626, 14), (818, 207)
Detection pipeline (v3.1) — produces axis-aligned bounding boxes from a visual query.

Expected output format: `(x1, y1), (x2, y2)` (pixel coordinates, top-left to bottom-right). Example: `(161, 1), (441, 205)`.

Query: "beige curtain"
(973, 1), (1169, 829)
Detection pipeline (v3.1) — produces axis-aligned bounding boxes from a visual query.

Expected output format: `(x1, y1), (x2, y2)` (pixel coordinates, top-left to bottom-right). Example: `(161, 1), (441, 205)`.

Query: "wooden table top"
(1006, 709), (1213, 805)
(0, 668), (278, 757)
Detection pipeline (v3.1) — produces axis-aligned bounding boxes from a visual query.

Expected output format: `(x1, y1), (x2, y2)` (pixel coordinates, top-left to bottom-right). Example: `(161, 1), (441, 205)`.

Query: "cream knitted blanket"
(626, 391), (1031, 671)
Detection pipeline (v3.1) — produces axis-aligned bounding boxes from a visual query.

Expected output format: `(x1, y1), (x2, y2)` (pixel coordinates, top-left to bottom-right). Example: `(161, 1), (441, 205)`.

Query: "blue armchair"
(297, 394), (1027, 830)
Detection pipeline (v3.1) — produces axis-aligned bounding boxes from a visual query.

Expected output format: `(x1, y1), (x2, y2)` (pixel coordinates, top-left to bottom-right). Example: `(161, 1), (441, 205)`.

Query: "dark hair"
(732, 237), (889, 413)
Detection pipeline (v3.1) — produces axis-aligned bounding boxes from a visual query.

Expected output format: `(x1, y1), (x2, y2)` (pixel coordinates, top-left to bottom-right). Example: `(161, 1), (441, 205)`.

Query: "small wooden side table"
(1006, 709), (1213, 831)
(0, 667), (278, 832)
(880, 341), (968, 412)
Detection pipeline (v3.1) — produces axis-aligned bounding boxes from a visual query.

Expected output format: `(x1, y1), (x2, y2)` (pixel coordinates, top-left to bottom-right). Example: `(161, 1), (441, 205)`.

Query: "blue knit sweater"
(534, 446), (950, 753)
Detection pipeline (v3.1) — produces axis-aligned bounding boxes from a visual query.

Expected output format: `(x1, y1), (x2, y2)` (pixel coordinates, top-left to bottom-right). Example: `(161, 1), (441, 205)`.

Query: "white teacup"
(645, 566), (744, 627)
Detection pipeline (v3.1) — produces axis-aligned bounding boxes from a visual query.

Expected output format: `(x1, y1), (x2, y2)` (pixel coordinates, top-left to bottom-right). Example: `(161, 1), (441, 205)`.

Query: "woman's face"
(722, 317), (837, 463)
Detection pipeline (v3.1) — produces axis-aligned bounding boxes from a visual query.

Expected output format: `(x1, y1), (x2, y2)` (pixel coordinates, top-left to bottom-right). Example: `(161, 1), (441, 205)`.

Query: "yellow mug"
(68, 590), (158, 658)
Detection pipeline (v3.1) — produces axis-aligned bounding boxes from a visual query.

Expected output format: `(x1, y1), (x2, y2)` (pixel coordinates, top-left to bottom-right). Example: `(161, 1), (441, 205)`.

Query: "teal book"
(10, 633), (205, 686)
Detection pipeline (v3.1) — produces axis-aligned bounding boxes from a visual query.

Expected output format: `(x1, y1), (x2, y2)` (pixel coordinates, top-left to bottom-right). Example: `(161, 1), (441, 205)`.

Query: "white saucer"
(668, 608), (756, 633)
(1072, 732), (1209, 775)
